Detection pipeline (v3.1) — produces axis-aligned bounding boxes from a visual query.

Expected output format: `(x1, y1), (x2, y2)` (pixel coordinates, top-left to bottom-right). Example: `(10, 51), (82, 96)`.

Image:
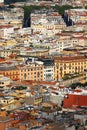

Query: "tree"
(53, 5), (73, 15)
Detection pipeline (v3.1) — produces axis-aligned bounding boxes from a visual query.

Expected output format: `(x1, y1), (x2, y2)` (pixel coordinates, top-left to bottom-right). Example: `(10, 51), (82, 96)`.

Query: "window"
(24, 73), (26, 79)
(64, 71), (66, 74)
(69, 64), (71, 69)
(64, 64), (66, 69)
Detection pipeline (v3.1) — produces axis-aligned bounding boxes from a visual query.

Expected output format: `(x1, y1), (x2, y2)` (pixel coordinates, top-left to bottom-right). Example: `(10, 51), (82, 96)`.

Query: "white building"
(44, 66), (54, 81)
(31, 9), (66, 36)
(0, 0), (4, 3)
(0, 25), (14, 38)
(42, 59), (54, 81)
(65, 9), (87, 23)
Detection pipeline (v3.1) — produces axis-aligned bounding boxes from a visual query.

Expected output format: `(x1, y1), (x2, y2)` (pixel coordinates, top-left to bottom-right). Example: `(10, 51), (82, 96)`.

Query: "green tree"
(53, 5), (73, 15)
(23, 5), (45, 21)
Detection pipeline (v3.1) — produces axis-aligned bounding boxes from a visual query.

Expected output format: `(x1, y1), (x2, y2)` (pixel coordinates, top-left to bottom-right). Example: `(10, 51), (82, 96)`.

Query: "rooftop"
(54, 55), (87, 61)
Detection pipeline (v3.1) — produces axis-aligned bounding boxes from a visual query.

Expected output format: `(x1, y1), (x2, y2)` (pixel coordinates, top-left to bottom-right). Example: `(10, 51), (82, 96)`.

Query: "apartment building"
(40, 58), (54, 81)
(31, 8), (66, 35)
(65, 9), (87, 24)
(19, 55), (87, 81)
(0, 55), (87, 82)
(20, 62), (44, 81)
(0, 49), (18, 58)
(54, 55), (87, 80)
(0, 7), (24, 28)
(0, 75), (10, 87)
(20, 48), (49, 57)
(71, 36), (87, 46)
(30, 35), (73, 55)
(0, 25), (14, 38)
(0, 64), (20, 80)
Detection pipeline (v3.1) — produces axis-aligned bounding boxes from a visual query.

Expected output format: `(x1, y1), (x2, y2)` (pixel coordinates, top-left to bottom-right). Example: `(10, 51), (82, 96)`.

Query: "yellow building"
(54, 56), (87, 80)
(0, 96), (14, 105)
(20, 62), (44, 81)
(6, 39), (17, 46)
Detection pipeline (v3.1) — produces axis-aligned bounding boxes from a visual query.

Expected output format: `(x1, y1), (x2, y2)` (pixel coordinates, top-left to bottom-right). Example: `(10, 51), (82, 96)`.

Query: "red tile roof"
(0, 25), (13, 29)
(0, 58), (6, 62)
(54, 56), (87, 61)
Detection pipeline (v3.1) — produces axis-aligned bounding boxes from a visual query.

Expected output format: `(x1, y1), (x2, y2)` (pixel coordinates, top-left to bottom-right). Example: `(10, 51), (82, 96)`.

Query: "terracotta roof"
(54, 56), (87, 61)
(22, 80), (57, 86)
(0, 58), (6, 63)
(0, 25), (13, 29)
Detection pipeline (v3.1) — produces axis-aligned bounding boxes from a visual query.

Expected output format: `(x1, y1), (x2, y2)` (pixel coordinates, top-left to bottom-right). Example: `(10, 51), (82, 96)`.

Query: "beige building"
(20, 62), (44, 81)
(0, 49), (17, 58)
(0, 96), (14, 105)
(72, 36), (87, 46)
(1, 7), (24, 29)
(0, 75), (10, 87)
(20, 48), (49, 57)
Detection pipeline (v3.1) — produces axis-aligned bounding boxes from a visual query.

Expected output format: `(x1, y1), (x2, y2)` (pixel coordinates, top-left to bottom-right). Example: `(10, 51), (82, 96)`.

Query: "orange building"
(0, 116), (14, 130)
(0, 65), (20, 80)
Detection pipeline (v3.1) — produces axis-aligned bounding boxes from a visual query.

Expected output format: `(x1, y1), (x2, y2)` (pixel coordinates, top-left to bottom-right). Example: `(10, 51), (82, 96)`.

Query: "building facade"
(54, 56), (87, 80)
(31, 8), (66, 36)
(0, 66), (20, 80)
(20, 62), (44, 81)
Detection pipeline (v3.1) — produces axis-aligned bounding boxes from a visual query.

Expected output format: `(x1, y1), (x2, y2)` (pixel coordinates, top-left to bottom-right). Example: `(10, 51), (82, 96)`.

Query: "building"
(0, 25), (14, 38)
(0, 48), (18, 58)
(31, 8), (66, 36)
(65, 9), (87, 24)
(71, 36), (87, 47)
(0, 74), (10, 87)
(54, 55), (87, 80)
(64, 89), (87, 108)
(25, 93), (43, 106)
(0, 64), (20, 80)
(0, 96), (14, 105)
(0, 7), (24, 29)
(39, 58), (54, 81)
(20, 62), (44, 81)
(0, 116), (14, 130)
(20, 48), (49, 57)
